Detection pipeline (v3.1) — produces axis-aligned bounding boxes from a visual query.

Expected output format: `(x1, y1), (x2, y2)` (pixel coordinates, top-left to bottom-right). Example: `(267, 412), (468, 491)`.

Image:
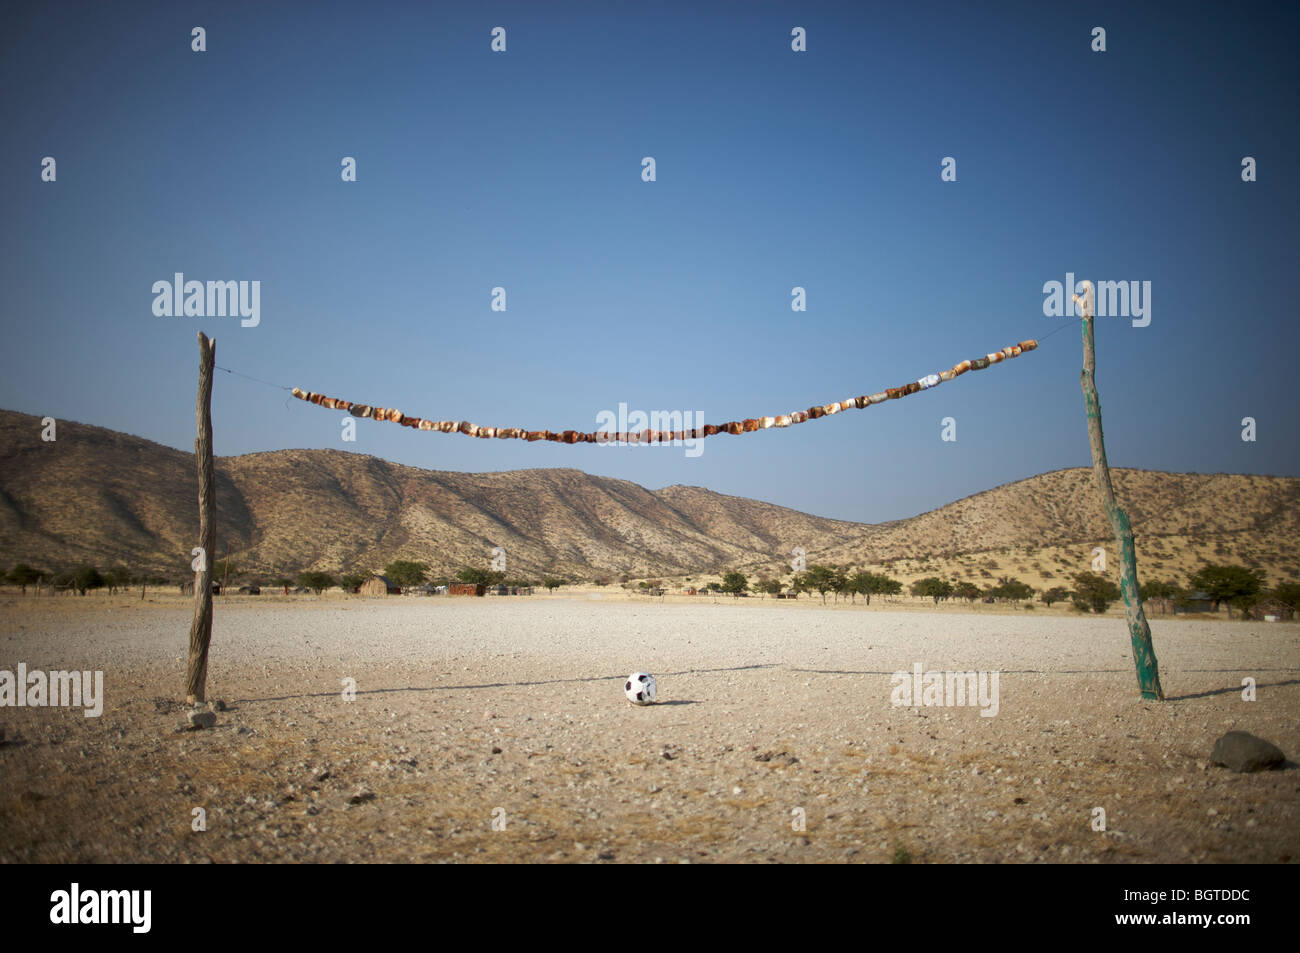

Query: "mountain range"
(1, 409), (1296, 589)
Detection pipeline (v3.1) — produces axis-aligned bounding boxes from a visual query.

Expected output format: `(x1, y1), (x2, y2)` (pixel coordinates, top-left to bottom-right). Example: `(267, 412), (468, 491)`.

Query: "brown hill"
(0, 409), (1296, 589)
(0, 411), (860, 580)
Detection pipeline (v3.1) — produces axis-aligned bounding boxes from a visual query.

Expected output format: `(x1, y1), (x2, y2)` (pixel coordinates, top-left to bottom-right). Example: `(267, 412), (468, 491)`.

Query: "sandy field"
(0, 593), (1297, 864)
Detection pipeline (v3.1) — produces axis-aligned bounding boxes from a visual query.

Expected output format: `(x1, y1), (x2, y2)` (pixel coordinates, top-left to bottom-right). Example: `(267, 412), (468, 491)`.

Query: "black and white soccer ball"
(624, 672), (657, 705)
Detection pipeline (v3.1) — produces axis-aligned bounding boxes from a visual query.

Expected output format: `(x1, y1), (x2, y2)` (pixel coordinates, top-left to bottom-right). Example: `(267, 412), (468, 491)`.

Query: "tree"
(802, 565), (839, 604)
(954, 581), (982, 604)
(911, 577), (953, 605)
(992, 577), (1033, 602)
(543, 577), (566, 592)
(297, 571), (335, 595)
(839, 571), (863, 604)
(827, 565), (849, 603)
(1072, 571), (1120, 613)
(456, 567), (492, 586)
(1041, 586), (1070, 608)
(720, 571), (750, 597)
(847, 571), (876, 604)
(1267, 582), (1300, 620)
(7, 563), (42, 595)
(385, 560), (429, 589)
(102, 565), (131, 595)
(756, 578), (784, 598)
(339, 573), (367, 592)
(1187, 564), (1265, 619)
(72, 565), (104, 596)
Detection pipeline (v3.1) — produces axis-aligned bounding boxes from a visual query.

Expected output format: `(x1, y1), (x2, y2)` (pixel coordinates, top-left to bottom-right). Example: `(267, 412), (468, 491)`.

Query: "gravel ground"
(1, 596), (1297, 864)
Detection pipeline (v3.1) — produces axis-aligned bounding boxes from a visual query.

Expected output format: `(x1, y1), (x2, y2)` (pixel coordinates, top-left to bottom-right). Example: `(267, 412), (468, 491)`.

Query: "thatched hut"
(360, 575), (402, 596)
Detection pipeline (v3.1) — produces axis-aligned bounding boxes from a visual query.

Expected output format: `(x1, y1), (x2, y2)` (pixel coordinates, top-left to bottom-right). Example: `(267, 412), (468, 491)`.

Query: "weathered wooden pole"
(1077, 283), (1164, 700)
(185, 332), (217, 704)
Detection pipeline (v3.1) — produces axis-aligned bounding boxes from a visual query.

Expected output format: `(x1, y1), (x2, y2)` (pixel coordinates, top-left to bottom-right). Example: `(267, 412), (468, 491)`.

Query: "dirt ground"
(1, 594), (1296, 864)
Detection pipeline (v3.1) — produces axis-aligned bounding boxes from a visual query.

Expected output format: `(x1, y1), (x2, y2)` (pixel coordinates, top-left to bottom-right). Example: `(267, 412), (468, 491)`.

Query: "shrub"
(1072, 571), (1120, 613)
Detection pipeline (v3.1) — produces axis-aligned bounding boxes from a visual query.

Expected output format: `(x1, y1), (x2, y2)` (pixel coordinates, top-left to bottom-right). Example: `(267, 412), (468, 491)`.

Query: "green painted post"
(1078, 285), (1164, 700)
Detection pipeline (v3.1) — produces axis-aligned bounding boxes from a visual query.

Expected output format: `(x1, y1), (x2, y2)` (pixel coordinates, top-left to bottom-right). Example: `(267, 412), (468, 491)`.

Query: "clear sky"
(2, 0), (1297, 524)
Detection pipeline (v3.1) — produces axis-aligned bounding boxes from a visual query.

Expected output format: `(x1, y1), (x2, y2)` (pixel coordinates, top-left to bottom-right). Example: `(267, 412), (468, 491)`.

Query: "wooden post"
(185, 332), (217, 704)
(1078, 287), (1164, 700)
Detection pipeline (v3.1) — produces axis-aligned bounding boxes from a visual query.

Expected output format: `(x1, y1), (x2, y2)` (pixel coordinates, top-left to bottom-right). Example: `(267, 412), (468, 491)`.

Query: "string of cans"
(291, 339), (1038, 445)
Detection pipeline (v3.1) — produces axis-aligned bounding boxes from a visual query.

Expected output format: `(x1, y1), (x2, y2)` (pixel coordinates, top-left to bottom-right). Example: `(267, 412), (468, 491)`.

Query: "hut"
(1174, 590), (1216, 614)
(360, 575), (402, 596)
(449, 582), (485, 596)
(488, 584), (531, 596)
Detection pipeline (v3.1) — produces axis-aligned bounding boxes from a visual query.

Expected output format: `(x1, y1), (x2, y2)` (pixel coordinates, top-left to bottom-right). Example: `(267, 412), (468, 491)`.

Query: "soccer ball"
(624, 672), (657, 705)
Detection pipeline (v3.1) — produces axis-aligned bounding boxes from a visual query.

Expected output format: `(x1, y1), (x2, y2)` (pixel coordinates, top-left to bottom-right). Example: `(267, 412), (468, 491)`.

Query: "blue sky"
(2, 0), (1297, 524)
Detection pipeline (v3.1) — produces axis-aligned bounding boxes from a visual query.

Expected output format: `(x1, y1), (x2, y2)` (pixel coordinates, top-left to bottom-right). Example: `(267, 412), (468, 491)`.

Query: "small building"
(682, 587), (697, 596)
(486, 584), (532, 596)
(449, 582), (485, 596)
(1174, 590), (1216, 614)
(361, 575), (402, 596)
(237, 585), (261, 595)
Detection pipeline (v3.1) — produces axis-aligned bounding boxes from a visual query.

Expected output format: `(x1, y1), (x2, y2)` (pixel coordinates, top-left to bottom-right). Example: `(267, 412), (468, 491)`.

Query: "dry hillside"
(0, 409), (1295, 591)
